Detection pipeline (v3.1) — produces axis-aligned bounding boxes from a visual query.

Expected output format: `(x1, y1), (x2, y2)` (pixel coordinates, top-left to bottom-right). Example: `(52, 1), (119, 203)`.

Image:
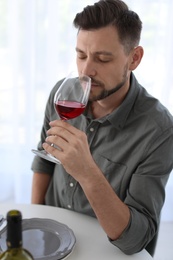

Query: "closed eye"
(77, 55), (87, 60)
(99, 59), (112, 63)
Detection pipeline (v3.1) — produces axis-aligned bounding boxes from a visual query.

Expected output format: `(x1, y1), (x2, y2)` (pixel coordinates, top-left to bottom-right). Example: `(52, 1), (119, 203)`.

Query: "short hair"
(73, 0), (142, 54)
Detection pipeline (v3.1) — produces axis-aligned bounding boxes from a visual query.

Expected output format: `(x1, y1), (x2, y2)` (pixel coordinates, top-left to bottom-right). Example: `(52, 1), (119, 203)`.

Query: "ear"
(129, 46), (144, 71)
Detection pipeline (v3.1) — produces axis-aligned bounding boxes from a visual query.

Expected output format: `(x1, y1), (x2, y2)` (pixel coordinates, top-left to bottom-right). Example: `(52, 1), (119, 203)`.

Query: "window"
(0, 0), (172, 221)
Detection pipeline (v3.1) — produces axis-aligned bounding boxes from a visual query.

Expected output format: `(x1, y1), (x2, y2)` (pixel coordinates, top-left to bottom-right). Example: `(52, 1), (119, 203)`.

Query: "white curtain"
(0, 0), (172, 221)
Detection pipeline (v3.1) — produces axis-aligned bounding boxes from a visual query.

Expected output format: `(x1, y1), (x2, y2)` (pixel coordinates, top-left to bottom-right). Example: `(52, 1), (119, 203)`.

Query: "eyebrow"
(75, 48), (113, 56)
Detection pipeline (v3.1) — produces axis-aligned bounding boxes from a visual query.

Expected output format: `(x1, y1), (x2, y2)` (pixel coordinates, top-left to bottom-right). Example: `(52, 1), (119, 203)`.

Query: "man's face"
(76, 26), (133, 102)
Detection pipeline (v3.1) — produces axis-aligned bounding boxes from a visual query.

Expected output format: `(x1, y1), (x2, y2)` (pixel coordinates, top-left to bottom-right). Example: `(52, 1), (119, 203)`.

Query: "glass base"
(32, 149), (61, 164)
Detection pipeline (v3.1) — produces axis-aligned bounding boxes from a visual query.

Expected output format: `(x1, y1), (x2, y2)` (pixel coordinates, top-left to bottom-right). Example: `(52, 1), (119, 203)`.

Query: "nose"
(79, 59), (97, 78)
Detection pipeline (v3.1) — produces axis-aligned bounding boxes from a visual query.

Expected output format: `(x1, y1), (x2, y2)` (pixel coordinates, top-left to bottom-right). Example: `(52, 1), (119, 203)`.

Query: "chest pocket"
(94, 153), (127, 196)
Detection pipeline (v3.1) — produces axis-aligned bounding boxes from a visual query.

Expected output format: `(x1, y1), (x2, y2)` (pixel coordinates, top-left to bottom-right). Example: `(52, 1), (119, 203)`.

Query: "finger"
(49, 120), (81, 135)
(46, 126), (74, 142)
(49, 120), (69, 128)
(45, 135), (68, 151)
(42, 142), (63, 160)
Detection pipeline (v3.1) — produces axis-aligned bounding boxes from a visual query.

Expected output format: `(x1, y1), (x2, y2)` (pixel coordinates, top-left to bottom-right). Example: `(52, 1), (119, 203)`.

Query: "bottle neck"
(6, 210), (22, 249)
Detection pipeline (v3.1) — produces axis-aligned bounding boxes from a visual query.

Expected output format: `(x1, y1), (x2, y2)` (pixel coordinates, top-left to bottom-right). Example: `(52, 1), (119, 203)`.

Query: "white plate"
(0, 218), (76, 260)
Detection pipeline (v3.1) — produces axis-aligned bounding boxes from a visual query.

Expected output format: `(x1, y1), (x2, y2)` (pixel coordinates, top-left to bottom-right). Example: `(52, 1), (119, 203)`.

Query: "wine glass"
(32, 71), (91, 164)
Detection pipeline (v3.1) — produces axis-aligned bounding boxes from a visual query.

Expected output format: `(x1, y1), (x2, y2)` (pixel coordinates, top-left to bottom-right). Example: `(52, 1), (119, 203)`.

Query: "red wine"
(55, 100), (86, 120)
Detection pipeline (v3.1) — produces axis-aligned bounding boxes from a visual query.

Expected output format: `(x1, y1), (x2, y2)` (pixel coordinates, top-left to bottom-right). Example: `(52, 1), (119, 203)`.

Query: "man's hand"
(43, 120), (96, 182)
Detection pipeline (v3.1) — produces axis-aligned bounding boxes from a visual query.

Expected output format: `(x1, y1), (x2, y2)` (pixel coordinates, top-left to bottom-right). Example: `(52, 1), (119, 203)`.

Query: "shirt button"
(67, 205), (71, 209)
(90, 127), (94, 132)
(69, 182), (74, 187)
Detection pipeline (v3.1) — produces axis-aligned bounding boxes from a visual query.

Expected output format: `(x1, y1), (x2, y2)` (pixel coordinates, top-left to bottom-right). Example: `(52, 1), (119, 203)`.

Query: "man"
(31, 0), (173, 256)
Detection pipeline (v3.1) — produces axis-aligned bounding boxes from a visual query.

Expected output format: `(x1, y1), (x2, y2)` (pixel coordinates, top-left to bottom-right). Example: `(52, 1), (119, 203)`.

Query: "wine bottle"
(0, 210), (34, 260)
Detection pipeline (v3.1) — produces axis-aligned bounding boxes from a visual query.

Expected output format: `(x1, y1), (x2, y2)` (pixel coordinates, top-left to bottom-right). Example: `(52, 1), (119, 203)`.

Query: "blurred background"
(0, 0), (173, 224)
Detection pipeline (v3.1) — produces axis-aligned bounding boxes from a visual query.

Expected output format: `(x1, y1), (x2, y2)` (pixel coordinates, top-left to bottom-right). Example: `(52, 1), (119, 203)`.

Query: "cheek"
(102, 69), (121, 88)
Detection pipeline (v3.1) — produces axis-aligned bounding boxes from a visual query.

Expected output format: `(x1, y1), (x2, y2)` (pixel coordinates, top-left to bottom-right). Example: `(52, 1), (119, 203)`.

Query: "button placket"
(87, 122), (99, 146)
(66, 178), (77, 210)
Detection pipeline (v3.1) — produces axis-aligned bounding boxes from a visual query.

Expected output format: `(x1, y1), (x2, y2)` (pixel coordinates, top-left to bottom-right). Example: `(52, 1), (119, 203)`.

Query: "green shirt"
(31, 73), (173, 254)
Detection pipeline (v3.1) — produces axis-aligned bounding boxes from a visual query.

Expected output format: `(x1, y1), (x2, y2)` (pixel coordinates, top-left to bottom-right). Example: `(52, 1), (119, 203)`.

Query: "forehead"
(76, 26), (123, 53)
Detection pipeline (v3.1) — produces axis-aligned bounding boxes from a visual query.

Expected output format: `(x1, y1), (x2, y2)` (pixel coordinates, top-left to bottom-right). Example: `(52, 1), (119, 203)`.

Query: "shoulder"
(49, 78), (65, 100)
(43, 78), (65, 120)
(133, 85), (173, 132)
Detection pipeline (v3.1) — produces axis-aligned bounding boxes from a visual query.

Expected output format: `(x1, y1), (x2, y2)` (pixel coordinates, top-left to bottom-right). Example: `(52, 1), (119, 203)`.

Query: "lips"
(90, 78), (104, 89)
(91, 81), (101, 87)
(91, 84), (100, 91)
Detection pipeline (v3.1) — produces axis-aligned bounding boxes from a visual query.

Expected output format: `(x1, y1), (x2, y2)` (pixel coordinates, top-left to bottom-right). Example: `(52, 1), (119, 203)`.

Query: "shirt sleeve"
(109, 127), (173, 254)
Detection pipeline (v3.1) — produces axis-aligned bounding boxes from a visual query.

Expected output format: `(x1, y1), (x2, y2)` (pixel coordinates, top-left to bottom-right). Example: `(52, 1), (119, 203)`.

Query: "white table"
(0, 203), (152, 260)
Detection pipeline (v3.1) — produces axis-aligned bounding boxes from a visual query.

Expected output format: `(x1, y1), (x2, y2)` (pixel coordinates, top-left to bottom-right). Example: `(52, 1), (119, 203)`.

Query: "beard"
(89, 64), (128, 102)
